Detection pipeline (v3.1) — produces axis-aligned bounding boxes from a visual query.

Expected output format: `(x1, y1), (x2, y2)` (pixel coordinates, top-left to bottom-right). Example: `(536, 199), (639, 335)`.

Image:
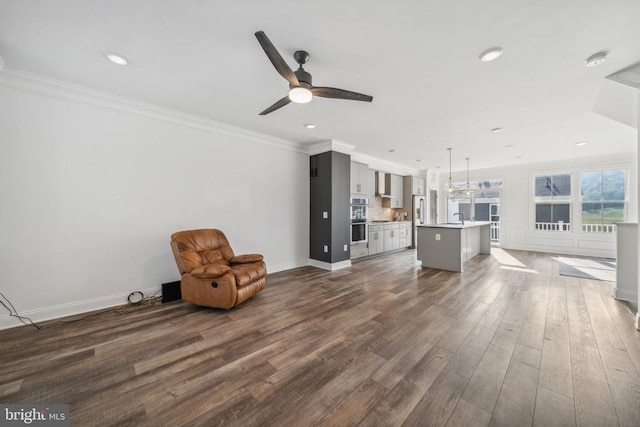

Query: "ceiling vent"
(606, 61), (640, 89)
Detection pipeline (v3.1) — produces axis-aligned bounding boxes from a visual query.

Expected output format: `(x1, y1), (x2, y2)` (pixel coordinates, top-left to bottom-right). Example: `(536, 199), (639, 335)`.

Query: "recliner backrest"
(170, 229), (236, 274)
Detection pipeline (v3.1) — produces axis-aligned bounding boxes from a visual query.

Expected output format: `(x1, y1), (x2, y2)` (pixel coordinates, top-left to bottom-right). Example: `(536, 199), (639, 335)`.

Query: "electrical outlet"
(323, 245), (329, 253)
(322, 211), (328, 219)
(435, 234), (441, 241)
(343, 244), (347, 251)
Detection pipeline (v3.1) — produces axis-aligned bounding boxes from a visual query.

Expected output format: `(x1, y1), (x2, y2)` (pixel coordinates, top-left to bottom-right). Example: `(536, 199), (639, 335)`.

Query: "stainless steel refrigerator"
(411, 195), (426, 248)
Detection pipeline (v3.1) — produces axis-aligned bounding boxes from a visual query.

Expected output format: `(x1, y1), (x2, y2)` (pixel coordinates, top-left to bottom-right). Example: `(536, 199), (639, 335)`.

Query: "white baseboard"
(268, 259), (310, 274)
(613, 288), (638, 302)
(0, 259), (310, 331)
(308, 259), (352, 271)
(0, 286), (160, 331)
(635, 312), (640, 331)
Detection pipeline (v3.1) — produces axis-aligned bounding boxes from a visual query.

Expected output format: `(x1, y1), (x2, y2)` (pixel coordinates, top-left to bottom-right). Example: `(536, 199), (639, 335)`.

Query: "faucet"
(454, 212), (465, 225)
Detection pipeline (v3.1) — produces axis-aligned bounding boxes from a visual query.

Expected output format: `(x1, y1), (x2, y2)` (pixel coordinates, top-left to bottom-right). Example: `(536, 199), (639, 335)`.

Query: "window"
(447, 179), (502, 223)
(534, 174), (571, 231)
(581, 170), (626, 233)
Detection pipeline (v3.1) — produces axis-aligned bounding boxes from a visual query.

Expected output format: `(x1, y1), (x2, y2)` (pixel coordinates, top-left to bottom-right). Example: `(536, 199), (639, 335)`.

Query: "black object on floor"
(161, 280), (182, 303)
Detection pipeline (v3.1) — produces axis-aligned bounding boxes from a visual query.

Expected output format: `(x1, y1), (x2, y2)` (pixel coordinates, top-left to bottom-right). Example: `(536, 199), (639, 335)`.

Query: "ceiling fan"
(254, 31), (373, 115)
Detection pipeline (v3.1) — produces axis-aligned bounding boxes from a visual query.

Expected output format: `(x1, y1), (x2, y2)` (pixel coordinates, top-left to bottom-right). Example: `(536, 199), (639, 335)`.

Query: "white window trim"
(578, 168), (628, 234)
(532, 172), (573, 233)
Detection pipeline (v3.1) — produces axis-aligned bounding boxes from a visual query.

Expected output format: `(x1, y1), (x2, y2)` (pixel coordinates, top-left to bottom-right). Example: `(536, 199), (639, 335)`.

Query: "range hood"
(375, 171), (392, 198)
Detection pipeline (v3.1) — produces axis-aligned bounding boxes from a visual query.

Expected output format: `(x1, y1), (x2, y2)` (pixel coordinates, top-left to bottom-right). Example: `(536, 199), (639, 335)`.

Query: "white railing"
(582, 224), (616, 233)
(535, 222), (571, 231)
(490, 221), (500, 242)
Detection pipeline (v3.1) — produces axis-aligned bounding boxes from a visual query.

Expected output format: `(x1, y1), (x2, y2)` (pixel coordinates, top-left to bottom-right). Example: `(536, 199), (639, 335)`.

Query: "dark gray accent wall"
(310, 152), (332, 262)
(309, 151), (350, 264)
(330, 151), (350, 263)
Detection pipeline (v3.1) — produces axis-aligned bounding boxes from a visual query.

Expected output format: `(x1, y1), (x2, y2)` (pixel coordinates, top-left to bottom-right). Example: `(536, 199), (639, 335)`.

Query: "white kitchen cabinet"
(383, 223), (400, 251)
(398, 223), (409, 248)
(362, 168), (374, 198)
(391, 175), (404, 208)
(350, 162), (374, 197)
(350, 162), (360, 194)
(369, 225), (384, 255)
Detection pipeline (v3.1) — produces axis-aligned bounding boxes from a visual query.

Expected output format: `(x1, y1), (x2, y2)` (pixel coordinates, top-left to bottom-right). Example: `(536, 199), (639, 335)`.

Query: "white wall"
(0, 73), (309, 329)
(637, 90), (640, 329)
(439, 154), (637, 258)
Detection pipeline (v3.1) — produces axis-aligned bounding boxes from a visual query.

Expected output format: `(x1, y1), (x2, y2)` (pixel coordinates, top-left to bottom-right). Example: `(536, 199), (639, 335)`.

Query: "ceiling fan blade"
(259, 96), (291, 115)
(311, 87), (373, 102)
(255, 31), (300, 87)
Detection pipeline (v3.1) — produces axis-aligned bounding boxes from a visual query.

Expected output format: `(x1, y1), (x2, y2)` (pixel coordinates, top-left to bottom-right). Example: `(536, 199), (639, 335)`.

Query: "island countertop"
(417, 221), (491, 229)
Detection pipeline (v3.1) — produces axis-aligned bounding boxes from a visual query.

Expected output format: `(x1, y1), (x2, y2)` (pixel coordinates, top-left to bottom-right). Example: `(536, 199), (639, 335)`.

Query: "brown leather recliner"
(170, 229), (266, 309)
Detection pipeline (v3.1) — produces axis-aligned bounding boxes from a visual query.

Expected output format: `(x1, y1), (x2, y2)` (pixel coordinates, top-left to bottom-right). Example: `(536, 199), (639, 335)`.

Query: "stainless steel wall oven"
(350, 197), (368, 243)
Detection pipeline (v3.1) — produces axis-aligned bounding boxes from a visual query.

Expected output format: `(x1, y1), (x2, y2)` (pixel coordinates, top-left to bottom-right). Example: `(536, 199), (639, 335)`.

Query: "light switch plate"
(323, 245), (328, 253)
(323, 211), (328, 219)
(435, 234), (441, 241)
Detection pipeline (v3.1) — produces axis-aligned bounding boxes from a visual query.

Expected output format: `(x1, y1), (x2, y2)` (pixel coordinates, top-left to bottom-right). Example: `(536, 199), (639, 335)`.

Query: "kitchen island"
(416, 222), (491, 272)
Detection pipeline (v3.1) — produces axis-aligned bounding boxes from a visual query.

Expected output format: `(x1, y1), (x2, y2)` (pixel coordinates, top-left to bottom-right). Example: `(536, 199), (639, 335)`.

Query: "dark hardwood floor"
(1, 249), (639, 426)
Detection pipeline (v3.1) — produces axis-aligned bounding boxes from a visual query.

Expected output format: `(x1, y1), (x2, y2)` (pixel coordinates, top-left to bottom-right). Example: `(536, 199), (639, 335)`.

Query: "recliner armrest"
(190, 263), (231, 278)
(230, 254), (264, 264)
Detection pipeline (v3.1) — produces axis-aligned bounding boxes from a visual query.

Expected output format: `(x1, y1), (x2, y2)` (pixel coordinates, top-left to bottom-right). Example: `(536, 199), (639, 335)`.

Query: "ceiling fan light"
(288, 87), (312, 103)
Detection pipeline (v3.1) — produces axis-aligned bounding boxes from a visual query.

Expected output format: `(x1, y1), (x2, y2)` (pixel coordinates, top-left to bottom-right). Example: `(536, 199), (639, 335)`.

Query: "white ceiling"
(0, 0), (638, 173)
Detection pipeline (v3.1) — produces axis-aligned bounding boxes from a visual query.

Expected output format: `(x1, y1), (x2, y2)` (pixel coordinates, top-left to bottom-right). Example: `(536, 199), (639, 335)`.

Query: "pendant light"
(447, 148), (455, 193)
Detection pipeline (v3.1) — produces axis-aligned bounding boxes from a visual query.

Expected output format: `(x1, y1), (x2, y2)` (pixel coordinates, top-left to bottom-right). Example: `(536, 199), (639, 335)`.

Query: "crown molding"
(0, 67), (429, 173)
(440, 152), (636, 184)
(307, 139), (355, 156)
(308, 138), (420, 176)
(0, 68), (307, 154)
(351, 151), (420, 176)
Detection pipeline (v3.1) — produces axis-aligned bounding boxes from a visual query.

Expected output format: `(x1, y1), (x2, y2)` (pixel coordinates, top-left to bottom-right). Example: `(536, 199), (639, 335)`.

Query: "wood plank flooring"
(1, 248), (639, 426)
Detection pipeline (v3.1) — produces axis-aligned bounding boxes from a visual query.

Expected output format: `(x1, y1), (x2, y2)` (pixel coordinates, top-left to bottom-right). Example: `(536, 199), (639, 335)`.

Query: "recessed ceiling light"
(505, 144), (514, 149)
(106, 53), (128, 65)
(491, 127), (503, 133)
(304, 123), (316, 129)
(576, 141), (588, 146)
(585, 52), (607, 67)
(388, 149), (396, 153)
(416, 159), (422, 162)
(515, 155), (522, 159)
(479, 47), (504, 62)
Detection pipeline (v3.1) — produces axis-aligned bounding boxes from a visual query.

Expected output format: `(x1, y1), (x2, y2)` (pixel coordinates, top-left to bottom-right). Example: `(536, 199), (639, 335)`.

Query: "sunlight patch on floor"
(491, 247), (527, 268)
(499, 265), (539, 274)
(553, 256), (615, 269)
(553, 256), (616, 282)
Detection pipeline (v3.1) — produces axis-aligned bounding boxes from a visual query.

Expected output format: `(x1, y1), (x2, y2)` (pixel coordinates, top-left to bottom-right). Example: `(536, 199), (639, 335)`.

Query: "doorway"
(490, 203), (500, 242)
